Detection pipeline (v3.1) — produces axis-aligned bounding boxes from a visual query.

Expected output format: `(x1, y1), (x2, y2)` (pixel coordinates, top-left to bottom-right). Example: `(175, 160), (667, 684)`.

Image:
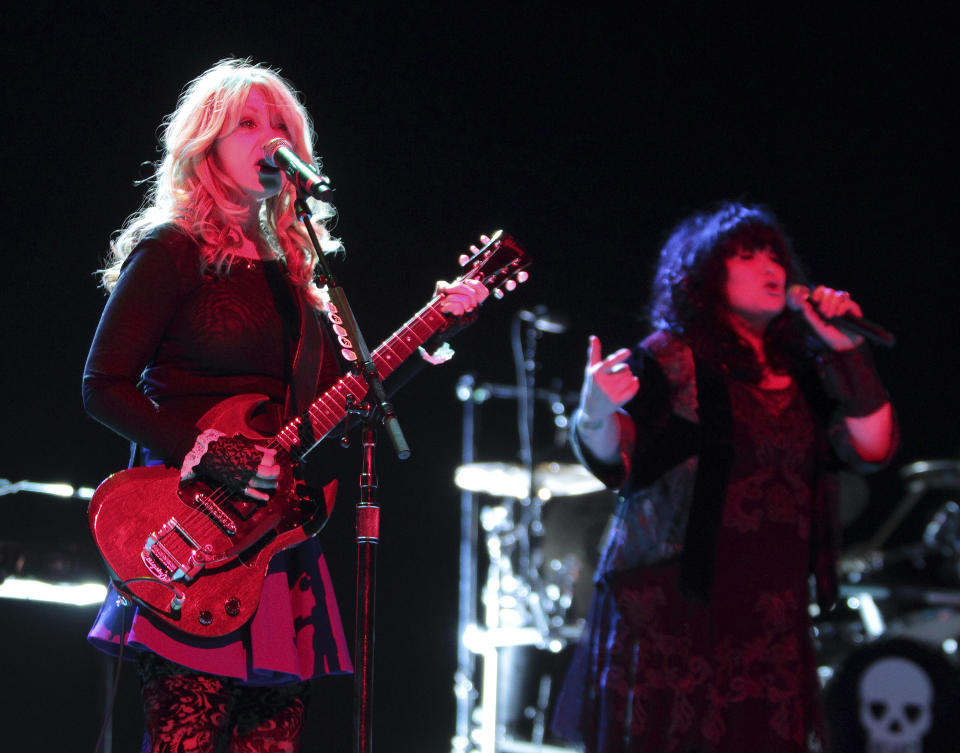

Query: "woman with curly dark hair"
(554, 202), (896, 752)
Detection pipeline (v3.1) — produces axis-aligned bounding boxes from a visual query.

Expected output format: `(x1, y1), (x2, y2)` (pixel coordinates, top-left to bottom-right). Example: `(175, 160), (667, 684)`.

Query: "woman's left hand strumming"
(796, 285), (865, 351)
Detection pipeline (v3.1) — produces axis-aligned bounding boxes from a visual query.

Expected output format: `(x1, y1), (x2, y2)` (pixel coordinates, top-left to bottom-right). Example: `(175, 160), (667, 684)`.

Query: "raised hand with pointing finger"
(575, 335), (640, 463)
(579, 335), (640, 422)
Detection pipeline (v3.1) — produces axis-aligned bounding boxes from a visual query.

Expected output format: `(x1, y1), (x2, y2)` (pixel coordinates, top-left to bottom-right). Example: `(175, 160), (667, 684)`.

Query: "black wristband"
(815, 344), (889, 418)
(196, 435), (262, 491)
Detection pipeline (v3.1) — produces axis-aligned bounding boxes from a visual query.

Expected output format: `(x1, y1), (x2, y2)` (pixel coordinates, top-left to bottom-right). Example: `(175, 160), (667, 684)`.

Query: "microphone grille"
(262, 138), (293, 167)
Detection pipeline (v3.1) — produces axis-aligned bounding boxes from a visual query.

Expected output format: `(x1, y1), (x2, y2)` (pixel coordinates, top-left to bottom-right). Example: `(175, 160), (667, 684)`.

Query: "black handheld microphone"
(262, 138), (332, 201)
(786, 285), (896, 347)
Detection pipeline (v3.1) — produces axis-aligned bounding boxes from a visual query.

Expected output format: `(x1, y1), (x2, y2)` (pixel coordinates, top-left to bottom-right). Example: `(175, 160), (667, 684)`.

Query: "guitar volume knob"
(224, 598), (241, 617)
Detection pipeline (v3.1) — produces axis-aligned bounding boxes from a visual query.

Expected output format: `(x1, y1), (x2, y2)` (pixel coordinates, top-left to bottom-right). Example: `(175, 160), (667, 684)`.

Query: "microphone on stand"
(262, 138), (333, 200)
(786, 285), (896, 347)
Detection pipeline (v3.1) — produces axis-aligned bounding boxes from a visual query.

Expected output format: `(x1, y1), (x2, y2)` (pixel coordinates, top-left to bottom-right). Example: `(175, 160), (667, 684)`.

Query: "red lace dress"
(593, 378), (827, 752)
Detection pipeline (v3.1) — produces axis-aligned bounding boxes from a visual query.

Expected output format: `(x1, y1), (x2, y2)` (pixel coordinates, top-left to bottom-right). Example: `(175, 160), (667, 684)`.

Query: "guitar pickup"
(194, 493), (238, 533)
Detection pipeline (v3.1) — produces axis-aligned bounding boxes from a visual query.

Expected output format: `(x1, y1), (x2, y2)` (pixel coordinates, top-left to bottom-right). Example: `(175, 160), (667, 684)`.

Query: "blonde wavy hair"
(101, 58), (340, 308)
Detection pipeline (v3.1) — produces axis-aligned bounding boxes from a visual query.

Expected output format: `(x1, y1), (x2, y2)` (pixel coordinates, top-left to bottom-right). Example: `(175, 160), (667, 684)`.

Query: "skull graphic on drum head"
(825, 637), (960, 753)
(857, 656), (932, 753)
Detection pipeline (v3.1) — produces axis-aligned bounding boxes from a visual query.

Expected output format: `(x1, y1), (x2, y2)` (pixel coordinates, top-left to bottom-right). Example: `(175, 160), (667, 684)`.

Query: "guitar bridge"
(142, 517), (206, 582)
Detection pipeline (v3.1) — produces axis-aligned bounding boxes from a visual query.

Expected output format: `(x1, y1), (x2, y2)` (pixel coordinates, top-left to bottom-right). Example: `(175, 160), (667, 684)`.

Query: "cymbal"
(454, 461), (605, 499)
(899, 460), (960, 489)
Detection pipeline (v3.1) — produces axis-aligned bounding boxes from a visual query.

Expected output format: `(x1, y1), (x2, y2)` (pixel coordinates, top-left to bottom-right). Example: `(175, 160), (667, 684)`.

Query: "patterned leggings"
(138, 652), (310, 753)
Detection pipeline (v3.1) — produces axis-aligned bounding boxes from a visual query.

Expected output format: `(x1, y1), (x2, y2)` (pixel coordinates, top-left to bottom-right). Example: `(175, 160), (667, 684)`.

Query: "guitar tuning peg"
(516, 271), (529, 283)
(458, 253), (470, 266)
(493, 288), (505, 300)
(505, 279), (517, 292)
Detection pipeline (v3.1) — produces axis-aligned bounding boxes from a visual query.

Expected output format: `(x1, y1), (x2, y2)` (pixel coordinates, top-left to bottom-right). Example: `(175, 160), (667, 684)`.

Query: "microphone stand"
(294, 193), (408, 753)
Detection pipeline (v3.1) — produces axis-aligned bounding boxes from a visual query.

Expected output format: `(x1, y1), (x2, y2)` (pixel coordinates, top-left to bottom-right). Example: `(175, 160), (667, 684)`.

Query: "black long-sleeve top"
(82, 225), (341, 467)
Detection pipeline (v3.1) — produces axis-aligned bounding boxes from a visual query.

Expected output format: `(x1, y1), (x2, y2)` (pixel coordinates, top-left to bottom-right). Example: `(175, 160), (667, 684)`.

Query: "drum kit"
(455, 457), (607, 632)
(449, 309), (613, 753)
(816, 459), (960, 752)
(452, 450), (612, 753)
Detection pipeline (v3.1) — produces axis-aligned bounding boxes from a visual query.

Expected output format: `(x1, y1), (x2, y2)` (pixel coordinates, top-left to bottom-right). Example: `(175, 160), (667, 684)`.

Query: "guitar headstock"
(459, 230), (530, 299)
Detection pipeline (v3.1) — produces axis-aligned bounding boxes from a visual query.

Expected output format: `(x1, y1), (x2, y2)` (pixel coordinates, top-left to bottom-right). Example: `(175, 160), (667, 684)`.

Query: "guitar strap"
(284, 285), (325, 421)
(284, 285), (342, 519)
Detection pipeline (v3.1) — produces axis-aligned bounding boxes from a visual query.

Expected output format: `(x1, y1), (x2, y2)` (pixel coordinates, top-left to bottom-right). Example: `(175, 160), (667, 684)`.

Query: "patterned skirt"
(88, 536), (352, 685)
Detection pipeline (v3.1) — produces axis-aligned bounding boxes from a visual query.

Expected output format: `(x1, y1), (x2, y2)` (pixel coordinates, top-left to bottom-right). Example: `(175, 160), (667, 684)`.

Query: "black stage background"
(1, 4), (956, 751)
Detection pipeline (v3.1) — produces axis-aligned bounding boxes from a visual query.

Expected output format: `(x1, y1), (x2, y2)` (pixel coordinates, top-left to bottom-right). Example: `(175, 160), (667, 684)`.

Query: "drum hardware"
(922, 500), (960, 554)
(885, 608), (960, 648)
(839, 551), (887, 579)
(842, 541), (956, 582)
(838, 460), (960, 598)
(901, 460), (960, 487)
(856, 460), (960, 555)
(814, 580), (960, 691)
(451, 309), (589, 753)
(837, 586), (888, 637)
(814, 585), (887, 684)
(838, 583), (960, 610)
(460, 466), (603, 753)
(816, 460), (960, 704)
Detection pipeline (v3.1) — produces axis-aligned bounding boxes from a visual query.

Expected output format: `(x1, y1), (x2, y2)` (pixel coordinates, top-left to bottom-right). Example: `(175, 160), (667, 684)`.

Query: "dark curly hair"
(648, 202), (812, 381)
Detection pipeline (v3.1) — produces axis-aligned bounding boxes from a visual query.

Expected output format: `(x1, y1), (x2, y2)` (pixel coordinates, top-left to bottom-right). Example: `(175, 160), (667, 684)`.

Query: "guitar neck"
(274, 296), (449, 455)
(273, 230), (529, 457)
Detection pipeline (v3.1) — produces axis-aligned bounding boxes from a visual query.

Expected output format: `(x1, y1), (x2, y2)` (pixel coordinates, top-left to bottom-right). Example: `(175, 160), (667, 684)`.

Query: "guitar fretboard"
(274, 298), (450, 454)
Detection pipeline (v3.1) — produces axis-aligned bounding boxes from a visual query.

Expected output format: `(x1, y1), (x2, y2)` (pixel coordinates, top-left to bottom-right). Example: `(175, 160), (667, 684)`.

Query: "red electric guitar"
(88, 232), (529, 637)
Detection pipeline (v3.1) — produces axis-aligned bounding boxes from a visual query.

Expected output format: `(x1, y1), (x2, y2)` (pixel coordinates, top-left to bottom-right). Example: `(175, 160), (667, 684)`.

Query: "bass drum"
(497, 643), (578, 751)
(534, 488), (615, 626)
(823, 637), (960, 753)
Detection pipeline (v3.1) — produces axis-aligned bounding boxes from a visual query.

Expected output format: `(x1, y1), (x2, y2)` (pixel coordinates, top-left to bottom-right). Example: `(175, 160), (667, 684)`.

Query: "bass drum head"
(823, 637), (960, 753)
(536, 488), (615, 624)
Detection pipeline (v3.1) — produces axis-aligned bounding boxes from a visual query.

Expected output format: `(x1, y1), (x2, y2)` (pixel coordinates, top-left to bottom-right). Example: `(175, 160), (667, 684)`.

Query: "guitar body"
(88, 394), (335, 638)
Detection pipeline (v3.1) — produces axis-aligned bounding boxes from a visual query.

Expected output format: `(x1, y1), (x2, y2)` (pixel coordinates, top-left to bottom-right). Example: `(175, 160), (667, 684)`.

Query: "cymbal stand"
(452, 374), (482, 753)
(452, 377), (582, 752)
(511, 310), (537, 584)
(451, 361), (579, 753)
(454, 376), (541, 753)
